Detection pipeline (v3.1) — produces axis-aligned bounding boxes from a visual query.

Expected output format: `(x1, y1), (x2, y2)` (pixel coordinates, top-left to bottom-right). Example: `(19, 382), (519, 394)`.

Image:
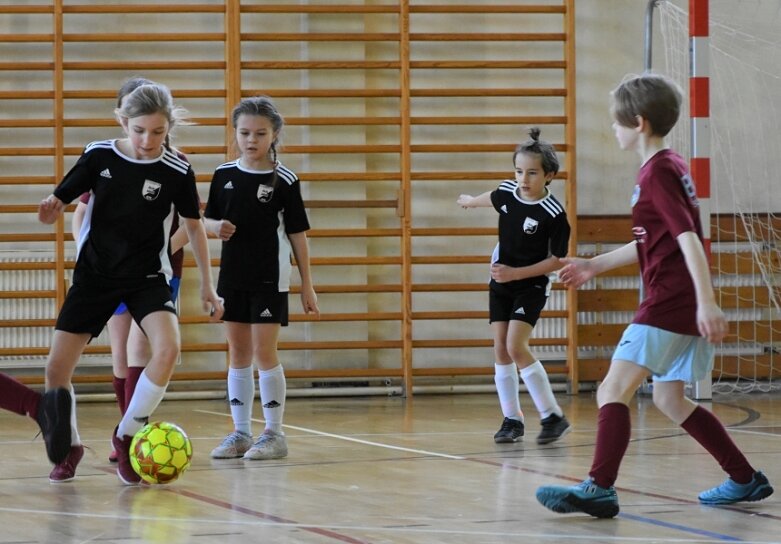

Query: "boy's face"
(514, 152), (552, 201)
(612, 119), (640, 151)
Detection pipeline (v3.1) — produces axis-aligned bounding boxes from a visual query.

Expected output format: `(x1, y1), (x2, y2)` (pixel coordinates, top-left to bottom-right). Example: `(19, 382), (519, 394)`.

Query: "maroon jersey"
(630, 149), (702, 335)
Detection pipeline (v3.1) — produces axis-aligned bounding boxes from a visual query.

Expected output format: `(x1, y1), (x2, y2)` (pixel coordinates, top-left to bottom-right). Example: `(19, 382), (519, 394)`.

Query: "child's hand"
(38, 195), (64, 224)
(490, 263), (517, 283)
(457, 194), (474, 208)
(301, 287), (320, 318)
(216, 219), (237, 241)
(697, 302), (728, 343)
(557, 257), (595, 288)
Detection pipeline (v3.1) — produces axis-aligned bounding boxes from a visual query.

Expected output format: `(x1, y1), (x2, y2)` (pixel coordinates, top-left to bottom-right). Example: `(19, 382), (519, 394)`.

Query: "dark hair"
(231, 96), (284, 187)
(611, 73), (682, 137)
(513, 127), (559, 182)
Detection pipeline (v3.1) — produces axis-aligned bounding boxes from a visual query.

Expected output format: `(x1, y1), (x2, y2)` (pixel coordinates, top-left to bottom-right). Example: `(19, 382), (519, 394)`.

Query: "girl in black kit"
(37, 83), (224, 485)
(458, 128), (572, 445)
(205, 96), (319, 461)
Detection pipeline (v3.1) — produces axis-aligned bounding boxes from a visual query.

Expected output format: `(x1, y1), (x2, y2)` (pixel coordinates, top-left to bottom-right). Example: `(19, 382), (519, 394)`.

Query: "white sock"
(69, 385), (81, 446)
(520, 360), (562, 419)
(494, 363), (523, 421)
(228, 365), (255, 436)
(117, 371), (166, 438)
(259, 365), (285, 433)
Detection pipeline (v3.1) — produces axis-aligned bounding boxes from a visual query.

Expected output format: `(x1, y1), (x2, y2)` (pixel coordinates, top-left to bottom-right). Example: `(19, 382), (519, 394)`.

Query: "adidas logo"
(500, 204), (508, 213)
(224, 181), (234, 189)
(260, 308), (272, 318)
(229, 397), (244, 406)
(263, 400), (281, 409)
(100, 168), (112, 178)
(514, 307), (526, 315)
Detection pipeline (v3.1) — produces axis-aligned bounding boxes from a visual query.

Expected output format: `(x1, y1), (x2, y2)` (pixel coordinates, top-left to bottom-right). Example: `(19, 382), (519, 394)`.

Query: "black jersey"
(489, 181), (570, 289)
(54, 140), (200, 283)
(204, 160), (310, 292)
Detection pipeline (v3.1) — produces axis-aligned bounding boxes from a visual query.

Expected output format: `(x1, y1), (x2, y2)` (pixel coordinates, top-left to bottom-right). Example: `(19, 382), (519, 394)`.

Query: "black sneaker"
(494, 417), (524, 443)
(537, 413), (571, 444)
(35, 388), (72, 464)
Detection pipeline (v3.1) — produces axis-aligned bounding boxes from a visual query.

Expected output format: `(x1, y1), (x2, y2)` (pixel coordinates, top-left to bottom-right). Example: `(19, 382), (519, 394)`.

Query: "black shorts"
(219, 287), (289, 325)
(489, 282), (548, 326)
(56, 271), (176, 338)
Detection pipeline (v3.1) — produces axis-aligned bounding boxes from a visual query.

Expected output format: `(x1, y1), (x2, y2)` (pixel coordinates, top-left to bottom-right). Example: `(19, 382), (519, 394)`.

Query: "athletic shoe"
(108, 449), (118, 463)
(35, 388), (72, 465)
(243, 429), (288, 460)
(210, 430), (253, 459)
(48, 445), (84, 483)
(536, 478), (620, 518)
(537, 413), (572, 444)
(698, 471), (774, 505)
(112, 426), (141, 485)
(494, 417), (524, 443)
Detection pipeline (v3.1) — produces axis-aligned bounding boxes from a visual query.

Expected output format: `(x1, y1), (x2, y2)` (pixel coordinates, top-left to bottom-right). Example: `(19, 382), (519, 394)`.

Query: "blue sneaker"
(536, 479), (619, 518)
(698, 471), (774, 505)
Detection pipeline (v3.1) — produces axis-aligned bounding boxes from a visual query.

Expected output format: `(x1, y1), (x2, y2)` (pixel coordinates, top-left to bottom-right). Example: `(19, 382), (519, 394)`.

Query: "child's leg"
(124, 320), (151, 410)
(107, 311), (132, 415)
(588, 360), (648, 487)
(254, 324), (283, 432)
(0, 372), (41, 418)
(653, 381), (755, 483)
(492, 321), (523, 420)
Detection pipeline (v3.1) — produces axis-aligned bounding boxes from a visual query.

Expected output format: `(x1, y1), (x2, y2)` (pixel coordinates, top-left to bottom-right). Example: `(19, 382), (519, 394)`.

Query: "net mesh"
(658, 0), (781, 393)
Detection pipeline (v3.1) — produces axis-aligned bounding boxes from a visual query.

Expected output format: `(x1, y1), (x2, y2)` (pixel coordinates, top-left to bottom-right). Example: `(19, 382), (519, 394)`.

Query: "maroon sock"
(0, 372), (41, 419)
(125, 367), (144, 412)
(681, 405), (754, 484)
(588, 403), (631, 489)
(112, 376), (126, 416)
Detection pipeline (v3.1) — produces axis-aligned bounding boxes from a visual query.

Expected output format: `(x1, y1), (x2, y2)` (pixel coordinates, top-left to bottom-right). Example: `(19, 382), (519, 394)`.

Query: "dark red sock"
(588, 402), (631, 488)
(681, 405), (754, 484)
(125, 367), (144, 412)
(112, 376), (126, 416)
(0, 372), (41, 419)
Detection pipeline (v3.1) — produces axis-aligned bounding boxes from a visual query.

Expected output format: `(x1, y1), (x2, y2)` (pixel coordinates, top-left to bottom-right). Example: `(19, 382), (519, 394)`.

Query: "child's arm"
(289, 231), (320, 316)
(457, 191), (493, 208)
(169, 223), (189, 254)
(183, 217), (224, 320)
(677, 231), (728, 343)
(490, 255), (562, 283)
(558, 241), (639, 288)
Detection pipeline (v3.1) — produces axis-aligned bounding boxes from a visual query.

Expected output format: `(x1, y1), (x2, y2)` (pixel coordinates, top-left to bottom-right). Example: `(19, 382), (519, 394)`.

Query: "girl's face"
(235, 114), (277, 168)
(612, 119), (640, 151)
(514, 152), (552, 201)
(122, 113), (168, 160)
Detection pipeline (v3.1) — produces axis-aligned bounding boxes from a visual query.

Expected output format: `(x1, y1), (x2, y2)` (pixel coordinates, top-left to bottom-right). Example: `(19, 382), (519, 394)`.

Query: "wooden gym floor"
(1, 390), (779, 543)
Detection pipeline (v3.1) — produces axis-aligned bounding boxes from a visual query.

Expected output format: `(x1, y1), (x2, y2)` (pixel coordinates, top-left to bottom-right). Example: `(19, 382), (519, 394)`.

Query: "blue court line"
(618, 512), (743, 541)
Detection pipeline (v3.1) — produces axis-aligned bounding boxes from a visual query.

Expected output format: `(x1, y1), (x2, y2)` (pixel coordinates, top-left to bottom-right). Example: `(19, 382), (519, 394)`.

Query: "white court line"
(195, 408), (465, 460)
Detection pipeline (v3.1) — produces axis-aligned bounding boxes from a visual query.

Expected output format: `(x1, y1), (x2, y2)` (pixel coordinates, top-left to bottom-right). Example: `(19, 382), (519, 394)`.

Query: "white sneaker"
(243, 429), (288, 460)
(210, 430), (253, 459)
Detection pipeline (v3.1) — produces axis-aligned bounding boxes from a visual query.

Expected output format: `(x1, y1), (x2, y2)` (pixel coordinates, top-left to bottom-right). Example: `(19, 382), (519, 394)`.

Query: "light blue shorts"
(612, 323), (714, 382)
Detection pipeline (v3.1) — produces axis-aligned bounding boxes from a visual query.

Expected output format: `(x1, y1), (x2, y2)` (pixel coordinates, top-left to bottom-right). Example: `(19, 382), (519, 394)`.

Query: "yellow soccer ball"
(129, 421), (193, 484)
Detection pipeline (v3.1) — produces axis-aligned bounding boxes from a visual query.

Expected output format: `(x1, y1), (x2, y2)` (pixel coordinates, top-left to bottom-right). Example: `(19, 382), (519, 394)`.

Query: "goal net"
(658, 0), (781, 393)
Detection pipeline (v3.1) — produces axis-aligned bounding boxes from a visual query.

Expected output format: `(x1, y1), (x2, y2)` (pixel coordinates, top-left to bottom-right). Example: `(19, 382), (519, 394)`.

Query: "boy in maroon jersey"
(535, 73), (773, 518)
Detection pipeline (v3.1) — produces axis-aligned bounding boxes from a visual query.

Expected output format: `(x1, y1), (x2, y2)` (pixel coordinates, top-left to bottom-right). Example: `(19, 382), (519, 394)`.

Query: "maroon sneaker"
(49, 445), (84, 483)
(112, 427), (141, 485)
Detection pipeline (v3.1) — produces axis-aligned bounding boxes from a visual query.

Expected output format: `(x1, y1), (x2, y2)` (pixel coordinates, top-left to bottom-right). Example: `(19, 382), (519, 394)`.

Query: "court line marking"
(195, 408), (465, 460)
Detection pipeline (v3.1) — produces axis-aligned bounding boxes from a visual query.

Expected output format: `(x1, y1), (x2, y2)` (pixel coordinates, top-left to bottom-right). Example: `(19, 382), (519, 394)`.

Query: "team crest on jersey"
(523, 217), (539, 234)
(142, 179), (162, 201)
(257, 184), (274, 203)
